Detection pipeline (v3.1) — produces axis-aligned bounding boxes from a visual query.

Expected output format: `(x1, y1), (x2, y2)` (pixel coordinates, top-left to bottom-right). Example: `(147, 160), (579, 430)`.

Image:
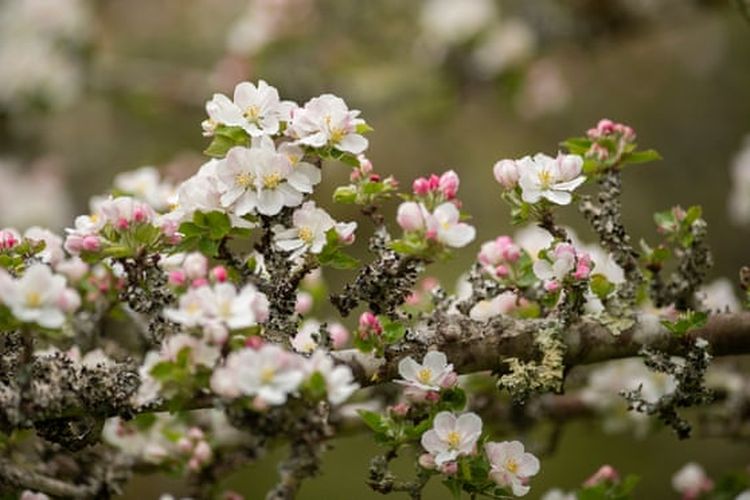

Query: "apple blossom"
(24, 227), (65, 266)
(328, 322), (350, 349)
(306, 350), (359, 405)
(469, 291), (522, 321)
(114, 166), (174, 212)
(494, 159), (520, 189)
(583, 465), (620, 487)
(485, 440), (540, 497)
(0, 263), (79, 328)
(273, 201), (335, 260)
(396, 201), (428, 232)
(533, 243), (592, 284)
(161, 333), (221, 370)
(212, 344), (305, 405)
(0, 228), (20, 249)
(291, 320), (320, 354)
(671, 463), (713, 500)
(397, 351), (455, 392)
(426, 202), (475, 248)
(277, 141), (322, 194)
(421, 411), (483, 466)
(517, 153), (586, 205)
(288, 94), (368, 154)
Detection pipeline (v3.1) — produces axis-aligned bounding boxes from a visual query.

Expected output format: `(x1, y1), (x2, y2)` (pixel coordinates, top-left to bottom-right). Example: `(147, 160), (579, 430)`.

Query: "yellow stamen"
(261, 367), (275, 384)
(446, 431), (461, 449)
(25, 291), (42, 308)
(236, 172), (255, 188)
(244, 105), (261, 122)
(537, 168), (553, 188)
(263, 172), (282, 189)
(417, 368), (433, 384)
(298, 227), (314, 244)
(505, 458), (519, 474)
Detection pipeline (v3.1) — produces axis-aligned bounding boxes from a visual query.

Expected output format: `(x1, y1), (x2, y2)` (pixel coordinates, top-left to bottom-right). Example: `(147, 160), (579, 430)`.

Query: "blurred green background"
(2, 0), (750, 498)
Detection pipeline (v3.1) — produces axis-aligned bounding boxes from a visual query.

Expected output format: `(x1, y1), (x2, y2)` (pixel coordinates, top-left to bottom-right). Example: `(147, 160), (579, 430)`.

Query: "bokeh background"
(2, 0), (750, 498)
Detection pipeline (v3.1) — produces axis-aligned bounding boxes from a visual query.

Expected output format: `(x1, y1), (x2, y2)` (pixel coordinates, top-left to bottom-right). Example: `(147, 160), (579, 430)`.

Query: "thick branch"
(334, 312), (750, 386)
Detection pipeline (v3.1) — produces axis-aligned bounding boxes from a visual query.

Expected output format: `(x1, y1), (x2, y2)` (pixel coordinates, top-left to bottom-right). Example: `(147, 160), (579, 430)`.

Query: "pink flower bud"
(439, 170), (459, 199)
(246, 336), (264, 349)
(412, 177), (430, 196)
(168, 270), (186, 286)
(82, 235), (101, 252)
(183, 253), (208, 279)
(191, 277), (209, 288)
(495, 265), (509, 278)
(596, 119), (615, 135)
(440, 461), (458, 476)
(425, 391), (441, 403)
(396, 202), (425, 232)
(493, 159), (520, 189)
(440, 371), (458, 389)
(193, 441), (212, 463)
(358, 311), (382, 335)
(133, 206), (148, 223)
(211, 265), (228, 283)
(328, 322), (350, 349)
(187, 427), (204, 441)
(177, 437), (193, 454)
(574, 253), (593, 280)
(418, 453), (436, 470)
(115, 217), (129, 230)
(0, 229), (19, 249)
(389, 403), (410, 417)
(583, 465), (620, 487)
(544, 280), (561, 293)
(369, 174), (381, 182)
(358, 155), (373, 174)
(295, 291), (314, 315)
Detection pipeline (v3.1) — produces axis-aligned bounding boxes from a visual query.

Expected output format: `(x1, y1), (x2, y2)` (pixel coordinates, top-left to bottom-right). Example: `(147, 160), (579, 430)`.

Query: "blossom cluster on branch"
(0, 79), (748, 500)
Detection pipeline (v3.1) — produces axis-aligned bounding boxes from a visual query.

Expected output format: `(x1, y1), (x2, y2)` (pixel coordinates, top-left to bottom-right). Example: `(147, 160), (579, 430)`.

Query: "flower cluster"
(533, 242), (593, 292)
(211, 343), (358, 407)
(494, 153), (585, 206)
(0, 263), (79, 329)
(586, 118), (636, 162)
(394, 170), (476, 256)
(332, 155), (398, 206)
(419, 411), (541, 497)
(164, 281), (269, 345)
(163, 252), (229, 289)
(273, 200), (356, 261)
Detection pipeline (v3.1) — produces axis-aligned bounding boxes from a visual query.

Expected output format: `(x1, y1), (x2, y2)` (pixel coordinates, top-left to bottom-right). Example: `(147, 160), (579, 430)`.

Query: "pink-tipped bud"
(295, 292), (314, 315)
(427, 174), (440, 191)
(557, 154), (583, 182)
(177, 437), (193, 454)
(440, 461), (458, 476)
(193, 441), (212, 463)
(211, 265), (228, 283)
(191, 277), (209, 288)
(418, 453), (436, 470)
(187, 427), (205, 441)
(412, 177), (430, 196)
(358, 155), (373, 174)
(425, 391), (441, 403)
(574, 253), (593, 280)
(439, 170), (459, 199)
(389, 403), (410, 417)
(328, 322), (350, 349)
(133, 206), (148, 223)
(440, 371), (458, 389)
(115, 217), (129, 230)
(396, 202), (425, 232)
(183, 253), (208, 279)
(493, 159), (520, 189)
(544, 280), (561, 293)
(369, 174), (381, 183)
(0, 229), (19, 249)
(82, 235), (101, 252)
(358, 311), (382, 335)
(583, 465), (620, 487)
(168, 270), (186, 286)
(495, 265), (509, 278)
(245, 336), (264, 350)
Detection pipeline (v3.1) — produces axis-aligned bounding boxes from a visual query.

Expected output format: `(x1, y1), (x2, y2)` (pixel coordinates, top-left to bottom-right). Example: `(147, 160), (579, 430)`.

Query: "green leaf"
(661, 310), (709, 336)
(561, 137), (592, 155)
(622, 149), (662, 165)
(357, 410), (387, 433)
(590, 274), (615, 301)
(306, 372), (328, 400)
(205, 211), (232, 239)
(380, 317), (406, 344)
(204, 135), (237, 158)
(333, 185), (357, 204)
(318, 248), (359, 270)
(150, 361), (177, 380)
(356, 122), (374, 134)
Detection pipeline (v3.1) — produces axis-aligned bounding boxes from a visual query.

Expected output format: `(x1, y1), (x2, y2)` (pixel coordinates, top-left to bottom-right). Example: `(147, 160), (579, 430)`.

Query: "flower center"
(218, 300), (232, 319)
(329, 127), (345, 144)
(25, 291), (42, 308)
(505, 458), (519, 474)
(446, 431), (461, 449)
(260, 366), (276, 384)
(537, 168), (553, 189)
(263, 172), (282, 189)
(298, 227), (314, 244)
(235, 172), (255, 189)
(244, 105), (261, 122)
(417, 368), (433, 384)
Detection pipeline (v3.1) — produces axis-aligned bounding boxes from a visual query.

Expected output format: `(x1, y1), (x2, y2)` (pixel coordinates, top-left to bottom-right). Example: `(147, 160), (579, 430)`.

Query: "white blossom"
(518, 153), (585, 205)
(288, 94), (368, 154)
(273, 201), (335, 259)
(672, 462), (713, 498)
(211, 344), (305, 405)
(307, 350), (359, 405)
(421, 411), (482, 465)
(485, 441), (540, 497)
(397, 351), (454, 392)
(114, 166), (174, 212)
(291, 320), (320, 354)
(0, 263), (78, 328)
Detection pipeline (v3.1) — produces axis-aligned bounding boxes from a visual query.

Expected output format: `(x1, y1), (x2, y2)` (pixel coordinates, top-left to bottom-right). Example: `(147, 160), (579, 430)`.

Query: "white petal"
(338, 134), (368, 154)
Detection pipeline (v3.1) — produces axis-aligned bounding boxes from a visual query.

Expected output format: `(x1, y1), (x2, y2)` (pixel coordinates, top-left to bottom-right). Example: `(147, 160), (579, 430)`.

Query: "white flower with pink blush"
(517, 153), (585, 205)
(288, 94), (368, 154)
(485, 440), (540, 497)
(469, 291), (522, 321)
(0, 264), (79, 329)
(291, 320), (320, 354)
(533, 242), (591, 284)
(306, 350), (359, 405)
(421, 411), (482, 465)
(211, 344), (305, 405)
(397, 201), (475, 249)
(493, 159), (520, 189)
(273, 201), (335, 260)
(398, 351), (456, 392)
(202, 80), (295, 137)
(671, 462), (713, 500)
